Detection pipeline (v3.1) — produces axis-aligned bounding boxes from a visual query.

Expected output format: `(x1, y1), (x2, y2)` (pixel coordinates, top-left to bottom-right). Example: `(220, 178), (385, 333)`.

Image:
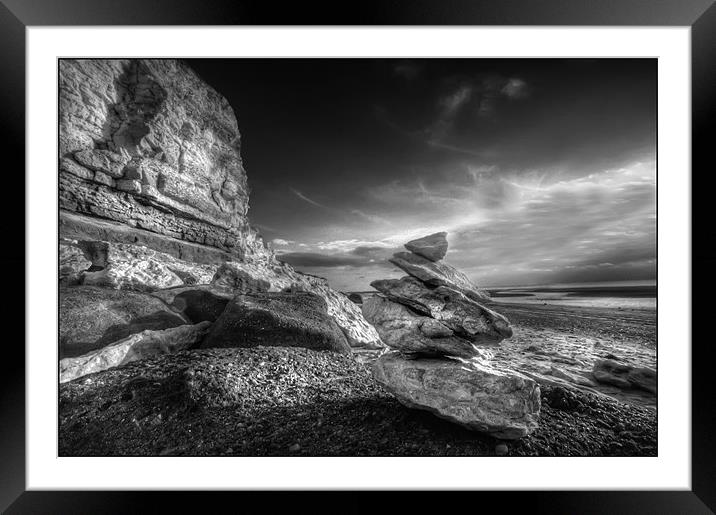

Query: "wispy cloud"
(501, 78), (529, 99)
(351, 209), (389, 224)
(281, 156), (656, 289)
(425, 75), (531, 154)
(426, 140), (493, 158)
(290, 188), (328, 209)
(439, 84), (474, 116)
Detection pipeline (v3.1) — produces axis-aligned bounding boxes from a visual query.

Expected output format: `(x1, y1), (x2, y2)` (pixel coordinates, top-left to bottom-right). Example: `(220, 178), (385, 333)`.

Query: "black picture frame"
(3, 0), (713, 512)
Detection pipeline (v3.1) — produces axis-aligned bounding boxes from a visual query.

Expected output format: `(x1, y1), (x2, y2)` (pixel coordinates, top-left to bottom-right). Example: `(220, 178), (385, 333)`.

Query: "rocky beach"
(57, 58), (656, 457)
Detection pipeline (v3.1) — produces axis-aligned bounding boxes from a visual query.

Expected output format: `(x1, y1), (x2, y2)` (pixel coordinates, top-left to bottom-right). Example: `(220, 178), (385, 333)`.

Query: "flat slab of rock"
(371, 276), (512, 343)
(404, 232), (448, 261)
(77, 240), (218, 292)
(592, 359), (657, 394)
(372, 352), (541, 439)
(60, 285), (188, 358)
(389, 252), (488, 302)
(60, 321), (211, 383)
(362, 295), (493, 359)
(60, 210), (236, 266)
(200, 292), (352, 354)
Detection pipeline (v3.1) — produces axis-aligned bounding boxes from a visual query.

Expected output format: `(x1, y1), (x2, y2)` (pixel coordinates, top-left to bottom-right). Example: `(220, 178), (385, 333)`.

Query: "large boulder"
(370, 276), (512, 343)
(151, 285), (233, 323)
(59, 286), (188, 358)
(592, 359), (657, 394)
(200, 292), (352, 354)
(389, 252), (488, 302)
(60, 322), (212, 383)
(404, 231), (448, 261)
(362, 295), (491, 359)
(372, 352), (541, 439)
(211, 261), (383, 349)
(301, 278), (383, 349)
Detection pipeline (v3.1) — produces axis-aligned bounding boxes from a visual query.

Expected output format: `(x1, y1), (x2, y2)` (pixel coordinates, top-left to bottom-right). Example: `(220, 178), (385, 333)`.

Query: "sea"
(485, 280), (656, 310)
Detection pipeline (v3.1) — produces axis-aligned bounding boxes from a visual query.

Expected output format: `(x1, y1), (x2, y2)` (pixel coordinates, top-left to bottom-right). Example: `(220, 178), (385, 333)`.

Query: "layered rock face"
(58, 59), (381, 351)
(363, 232), (540, 439)
(59, 59), (268, 261)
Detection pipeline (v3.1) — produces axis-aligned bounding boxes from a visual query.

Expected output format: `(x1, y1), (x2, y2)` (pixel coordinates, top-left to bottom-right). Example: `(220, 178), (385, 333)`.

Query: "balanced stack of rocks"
(362, 232), (541, 440)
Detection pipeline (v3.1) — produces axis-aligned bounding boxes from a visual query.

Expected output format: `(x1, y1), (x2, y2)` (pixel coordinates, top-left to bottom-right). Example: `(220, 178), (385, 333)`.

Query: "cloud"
(277, 250), (395, 269)
(271, 238), (294, 246)
(290, 188), (328, 209)
(351, 209), (389, 224)
(279, 157), (655, 289)
(350, 245), (397, 258)
(501, 78), (529, 99)
(445, 159), (656, 286)
(426, 140), (492, 158)
(376, 74), (531, 159)
(430, 84), (474, 141)
(426, 75), (531, 152)
(439, 85), (474, 116)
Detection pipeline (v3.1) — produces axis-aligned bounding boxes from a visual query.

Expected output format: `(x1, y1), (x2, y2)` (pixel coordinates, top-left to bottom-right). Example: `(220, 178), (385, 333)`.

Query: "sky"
(189, 59), (657, 291)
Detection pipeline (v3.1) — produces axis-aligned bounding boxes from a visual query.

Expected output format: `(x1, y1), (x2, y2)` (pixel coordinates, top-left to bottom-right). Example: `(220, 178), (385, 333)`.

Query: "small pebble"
(289, 443), (301, 452)
(495, 443), (509, 456)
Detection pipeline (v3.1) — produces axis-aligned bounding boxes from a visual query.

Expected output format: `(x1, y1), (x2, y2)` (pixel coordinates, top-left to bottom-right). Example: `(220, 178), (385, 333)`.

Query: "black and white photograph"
(57, 57), (658, 457)
(1, 0), (711, 508)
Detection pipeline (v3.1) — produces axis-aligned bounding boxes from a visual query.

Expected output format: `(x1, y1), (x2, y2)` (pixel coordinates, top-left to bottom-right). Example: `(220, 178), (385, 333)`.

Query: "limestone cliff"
(58, 59), (382, 348)
(59, 59), (268, 262)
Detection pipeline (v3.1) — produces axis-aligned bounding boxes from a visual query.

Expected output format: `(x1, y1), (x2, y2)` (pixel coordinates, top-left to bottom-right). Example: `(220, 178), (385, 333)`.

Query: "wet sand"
(487, 301), (656, 406)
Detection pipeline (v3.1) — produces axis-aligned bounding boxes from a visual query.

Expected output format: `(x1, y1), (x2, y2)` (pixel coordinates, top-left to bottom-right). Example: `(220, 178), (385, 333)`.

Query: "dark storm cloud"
(188, 58), (656, 290)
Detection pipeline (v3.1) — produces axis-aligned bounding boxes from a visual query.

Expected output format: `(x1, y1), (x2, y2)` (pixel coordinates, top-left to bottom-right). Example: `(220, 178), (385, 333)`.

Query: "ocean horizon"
(348, 279), (656, 310)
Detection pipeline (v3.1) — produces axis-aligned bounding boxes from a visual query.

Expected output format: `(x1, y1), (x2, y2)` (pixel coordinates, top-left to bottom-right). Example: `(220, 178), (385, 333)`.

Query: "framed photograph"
(4, 0), (713, 511)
